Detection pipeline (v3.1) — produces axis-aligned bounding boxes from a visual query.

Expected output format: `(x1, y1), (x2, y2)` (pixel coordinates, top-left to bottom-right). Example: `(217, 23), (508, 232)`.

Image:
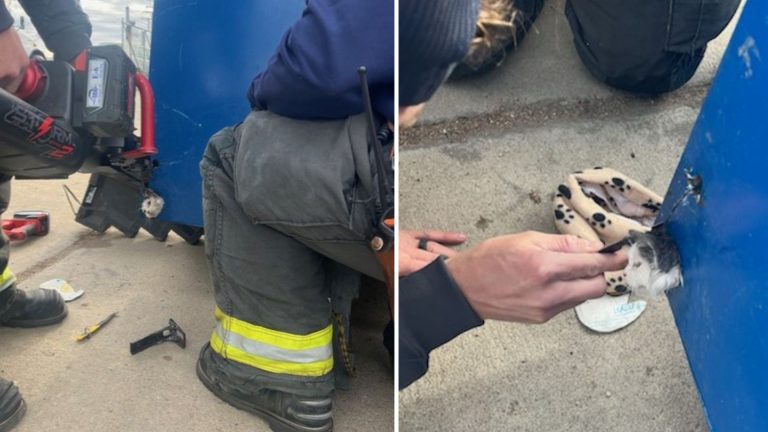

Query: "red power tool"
(2, 211), (50, 241)
(0, 46), (200, 242)
(0, 46), (172, 239)
(0, 45), (157, 178)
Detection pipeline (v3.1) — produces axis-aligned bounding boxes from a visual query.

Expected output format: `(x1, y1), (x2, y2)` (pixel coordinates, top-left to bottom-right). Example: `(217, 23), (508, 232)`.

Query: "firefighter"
(195, 1), (393, 431)
(0, 0), (92, 429)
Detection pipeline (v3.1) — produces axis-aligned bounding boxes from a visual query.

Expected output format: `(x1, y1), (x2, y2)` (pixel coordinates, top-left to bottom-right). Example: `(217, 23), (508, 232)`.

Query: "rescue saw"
(0, 45), (201, 243)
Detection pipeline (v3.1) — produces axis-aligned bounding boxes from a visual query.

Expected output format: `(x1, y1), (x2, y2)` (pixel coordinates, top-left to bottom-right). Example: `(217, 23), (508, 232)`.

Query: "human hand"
(399, 104), (425, 129)
(0, 28), (29, 93)
(447, 231), (627, 323)
(399, 229), (466, 277)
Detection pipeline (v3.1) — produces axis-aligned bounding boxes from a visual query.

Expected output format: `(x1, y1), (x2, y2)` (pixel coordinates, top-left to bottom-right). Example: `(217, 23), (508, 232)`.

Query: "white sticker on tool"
(86, 58), (107, 109)
(575, 295), (646, 333)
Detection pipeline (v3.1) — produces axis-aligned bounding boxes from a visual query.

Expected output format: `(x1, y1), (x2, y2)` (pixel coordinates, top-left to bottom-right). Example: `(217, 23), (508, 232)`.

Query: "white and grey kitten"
(141, 189), (165, 219)
(625, 229), (683, 300)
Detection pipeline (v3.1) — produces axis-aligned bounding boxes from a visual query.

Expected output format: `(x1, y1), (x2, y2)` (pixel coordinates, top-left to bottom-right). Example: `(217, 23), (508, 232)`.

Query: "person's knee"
(602, 49), (706, 95)
(200, 126), (238, 176)
(566, 0), (738, 95)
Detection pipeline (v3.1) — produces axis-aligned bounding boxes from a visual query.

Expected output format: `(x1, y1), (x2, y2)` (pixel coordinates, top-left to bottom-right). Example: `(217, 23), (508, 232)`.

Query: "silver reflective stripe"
(216, 325), (332, 364)
(0, 278), (15, 290)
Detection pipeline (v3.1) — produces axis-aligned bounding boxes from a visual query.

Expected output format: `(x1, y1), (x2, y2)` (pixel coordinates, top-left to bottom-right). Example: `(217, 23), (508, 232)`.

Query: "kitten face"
(625, 230), (683, 300)
(141, 190), (165, 219)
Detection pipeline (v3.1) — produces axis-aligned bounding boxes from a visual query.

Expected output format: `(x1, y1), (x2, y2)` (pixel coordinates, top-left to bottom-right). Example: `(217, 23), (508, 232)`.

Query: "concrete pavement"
(0, 175), (394, 432)
(399, 1), (740, 431)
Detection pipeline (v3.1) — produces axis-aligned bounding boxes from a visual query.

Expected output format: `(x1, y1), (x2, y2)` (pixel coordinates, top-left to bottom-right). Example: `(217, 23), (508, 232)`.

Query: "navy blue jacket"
(399, 259), (484, 389)
(248, 0), (394, 123)
(0, 4), (10, 32)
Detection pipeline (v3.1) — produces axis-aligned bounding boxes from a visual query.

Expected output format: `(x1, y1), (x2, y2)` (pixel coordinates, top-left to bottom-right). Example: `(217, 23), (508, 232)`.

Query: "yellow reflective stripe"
(0, 267), (16, 290)
(214, 306), (332, 351)
(210, 330), (333, 377)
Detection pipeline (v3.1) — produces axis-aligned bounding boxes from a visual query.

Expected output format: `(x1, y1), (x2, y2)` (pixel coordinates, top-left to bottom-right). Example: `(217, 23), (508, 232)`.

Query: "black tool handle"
(129, 319), (186, 355)
(130, 332), (167, 355)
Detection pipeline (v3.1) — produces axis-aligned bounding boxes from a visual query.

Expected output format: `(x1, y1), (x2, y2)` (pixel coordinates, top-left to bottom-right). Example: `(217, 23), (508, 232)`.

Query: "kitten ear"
(627, 230), (644, 243)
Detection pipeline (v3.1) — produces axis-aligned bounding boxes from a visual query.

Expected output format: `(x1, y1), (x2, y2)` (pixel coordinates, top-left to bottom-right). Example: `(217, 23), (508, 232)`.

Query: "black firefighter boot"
(0, 378), (25, 432)
(196, 343), (333, 432)
(0, 286), (66, 431)
(0, 286), (67, 328)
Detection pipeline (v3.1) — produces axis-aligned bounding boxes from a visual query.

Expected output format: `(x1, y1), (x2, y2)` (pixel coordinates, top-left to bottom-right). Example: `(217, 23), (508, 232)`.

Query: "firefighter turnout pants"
(200, 110), (384, 395)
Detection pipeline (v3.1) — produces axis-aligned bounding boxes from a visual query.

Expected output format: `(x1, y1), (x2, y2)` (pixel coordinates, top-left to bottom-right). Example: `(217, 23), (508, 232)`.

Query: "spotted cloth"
(552, 168), (663, 295)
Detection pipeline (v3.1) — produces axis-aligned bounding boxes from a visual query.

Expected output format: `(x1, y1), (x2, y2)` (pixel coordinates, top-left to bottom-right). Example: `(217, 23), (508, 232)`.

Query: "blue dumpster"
(664, 1), (768, 430)
(147, 0), (305, 227)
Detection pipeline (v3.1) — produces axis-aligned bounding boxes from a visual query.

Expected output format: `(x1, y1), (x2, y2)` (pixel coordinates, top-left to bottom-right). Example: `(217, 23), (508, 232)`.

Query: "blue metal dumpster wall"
(664, 1), (768, 430)
(148, 0), (305, 226)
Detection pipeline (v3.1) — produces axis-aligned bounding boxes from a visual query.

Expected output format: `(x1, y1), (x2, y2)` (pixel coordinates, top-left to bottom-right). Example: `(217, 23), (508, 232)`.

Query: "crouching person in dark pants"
(195, 1), (394, 431)
(460, 0), (740, 95)
(566, 0), (741, 94)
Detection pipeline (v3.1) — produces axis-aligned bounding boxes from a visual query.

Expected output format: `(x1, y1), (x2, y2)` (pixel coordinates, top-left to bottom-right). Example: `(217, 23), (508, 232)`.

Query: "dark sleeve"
(399, 258), (484, 390)
(399, 0), (479, 106)
(18, 0), (92, 62)
(0, 2), (13, 32)
(248, 0), (394, 123)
